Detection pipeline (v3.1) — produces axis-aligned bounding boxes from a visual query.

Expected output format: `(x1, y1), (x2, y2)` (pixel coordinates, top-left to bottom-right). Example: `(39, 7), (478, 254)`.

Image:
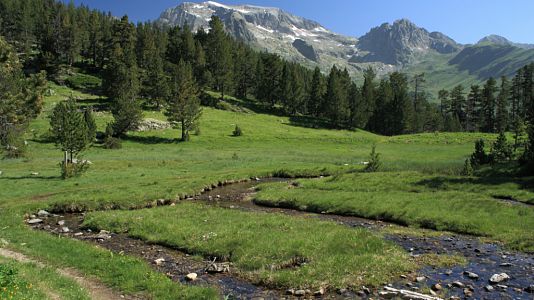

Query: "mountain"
(157, 1), (534, 92)
(157, 1), (392, 76)
(354, 19), (460, 65)
(478, 34), (534, 49)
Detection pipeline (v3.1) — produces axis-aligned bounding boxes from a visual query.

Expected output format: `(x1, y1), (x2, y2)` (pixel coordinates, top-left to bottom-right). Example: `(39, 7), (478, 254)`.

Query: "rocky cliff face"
(356, 19), (460, 65)
(157, 1), (387, 76)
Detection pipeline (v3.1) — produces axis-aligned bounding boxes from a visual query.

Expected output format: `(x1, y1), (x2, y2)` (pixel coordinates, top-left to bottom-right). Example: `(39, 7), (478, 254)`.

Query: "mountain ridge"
(157, 1), (534, 91)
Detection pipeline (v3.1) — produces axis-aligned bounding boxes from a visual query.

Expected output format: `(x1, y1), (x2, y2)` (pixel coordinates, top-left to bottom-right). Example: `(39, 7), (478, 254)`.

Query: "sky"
(63, 0), (534, 44)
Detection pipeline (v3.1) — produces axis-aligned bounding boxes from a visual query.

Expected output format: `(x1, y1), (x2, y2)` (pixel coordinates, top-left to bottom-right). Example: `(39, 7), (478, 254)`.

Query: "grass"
(0, 256), (90, 300)
(82, 202), (416, 290)
(0, 81), (528, 298)
(254, 171), (534, 252)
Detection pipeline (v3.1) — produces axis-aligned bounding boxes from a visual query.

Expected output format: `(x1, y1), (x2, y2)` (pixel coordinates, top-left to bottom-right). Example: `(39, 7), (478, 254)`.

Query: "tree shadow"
(415, 175), (534, 193)
(285, 115), (336, 130)
(122, 135), (178, 144)
(76, 97), (111, 112)
(200, 93), (287, 117)
(0, 175), (61, 180)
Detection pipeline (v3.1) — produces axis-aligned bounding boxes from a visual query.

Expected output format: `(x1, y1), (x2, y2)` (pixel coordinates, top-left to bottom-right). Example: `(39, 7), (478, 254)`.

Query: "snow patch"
(313, 26), (329, 33)
(205, 1), (250, 13)
(290, 25), (318, 37)
(256, 25), (274, 33)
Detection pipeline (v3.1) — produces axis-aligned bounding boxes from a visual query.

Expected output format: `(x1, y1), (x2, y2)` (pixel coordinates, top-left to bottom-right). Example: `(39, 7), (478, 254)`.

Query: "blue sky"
(63, 0), (534, 44)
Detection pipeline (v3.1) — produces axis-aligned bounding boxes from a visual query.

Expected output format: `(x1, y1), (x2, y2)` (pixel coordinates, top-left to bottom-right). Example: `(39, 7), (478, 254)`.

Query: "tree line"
(0, 0), (533, 172)
(0, 0), (447, 137)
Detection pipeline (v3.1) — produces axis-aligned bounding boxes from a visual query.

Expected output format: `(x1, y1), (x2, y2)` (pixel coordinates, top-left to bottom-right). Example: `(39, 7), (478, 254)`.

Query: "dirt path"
(0, 248), (130, 300)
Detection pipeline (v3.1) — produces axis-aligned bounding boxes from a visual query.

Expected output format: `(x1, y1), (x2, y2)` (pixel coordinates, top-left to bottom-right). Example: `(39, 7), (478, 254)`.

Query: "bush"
(470, 139), (490, 166)
(364, 145), (381, 172)
(102, 123), (122, 149)
(490, 132), (512, 163)
(232, 125), (243, 137)
(1, 125), (27, 159)
(60, 160), (90, 179)
(103, 136), (122, 149)
(462, 158), (474, 176)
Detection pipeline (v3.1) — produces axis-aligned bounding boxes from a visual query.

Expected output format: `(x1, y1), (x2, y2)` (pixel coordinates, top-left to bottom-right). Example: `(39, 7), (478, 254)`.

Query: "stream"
(29, 178), (534, 299)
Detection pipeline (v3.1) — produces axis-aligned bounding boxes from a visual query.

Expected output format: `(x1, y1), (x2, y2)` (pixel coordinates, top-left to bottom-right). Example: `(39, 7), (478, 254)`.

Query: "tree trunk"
(181, 120), (186, 141)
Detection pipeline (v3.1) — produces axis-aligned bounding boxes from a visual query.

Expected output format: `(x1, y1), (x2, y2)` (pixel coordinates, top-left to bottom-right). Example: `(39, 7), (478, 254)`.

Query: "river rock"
(463, 271), (479, 279)
(31, 172), (39, 176)
(57, 220), (65, 226)
(489, 273), (510, 284)
(432, 283), (442, 291)
(185, 273), (197, 281)
(452, 281), (465, 288)
(27, 218), (43, 224)
(206, 262), (230, 273)
(525, 285), (534, 293)
(61, 227), (70, 233)
(285, 289), (295, 295)
(294, 289), (306, 297)
(416, 276), (426, 282)
(463, 288), (473, 297)
(484, 285), (494, 292)
(154, 258), (165, 266)
(313, 287), (325, 296)
(499, 262), (512, 267)
(37, 210), (50, 217)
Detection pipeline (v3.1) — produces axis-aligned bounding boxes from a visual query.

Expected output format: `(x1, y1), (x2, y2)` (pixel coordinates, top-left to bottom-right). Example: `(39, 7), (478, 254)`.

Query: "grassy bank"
(83, 202), (416, 290)
(255, 172), (534, 252)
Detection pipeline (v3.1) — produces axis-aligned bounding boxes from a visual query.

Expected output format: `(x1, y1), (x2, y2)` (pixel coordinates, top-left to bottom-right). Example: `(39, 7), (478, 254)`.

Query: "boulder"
(489, 273), (510, 284)
(463, 271), (479, 280)
(37, 210), (50, 217)
(135, 118), (172, 132)
(185, 273), (198, 281)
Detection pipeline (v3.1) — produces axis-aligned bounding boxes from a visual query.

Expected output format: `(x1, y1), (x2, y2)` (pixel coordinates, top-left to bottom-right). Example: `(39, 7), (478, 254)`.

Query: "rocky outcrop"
(357, 19), (460, 65)
(292, 39), (319, 61)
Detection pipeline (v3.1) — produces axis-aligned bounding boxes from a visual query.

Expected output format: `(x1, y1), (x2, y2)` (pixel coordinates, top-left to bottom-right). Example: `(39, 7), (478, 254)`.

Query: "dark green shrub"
(232, 125), (242, 137)
(364, 145), (381, 172)
(470, 139), (490, 166)
(490, 132), (512, 163)
(462, 158), (474, 176)
(60, 160), (90, 179)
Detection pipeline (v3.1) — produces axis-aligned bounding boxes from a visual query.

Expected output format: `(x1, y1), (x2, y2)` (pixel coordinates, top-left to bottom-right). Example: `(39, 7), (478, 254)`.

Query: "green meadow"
(1, 83), (532, 298)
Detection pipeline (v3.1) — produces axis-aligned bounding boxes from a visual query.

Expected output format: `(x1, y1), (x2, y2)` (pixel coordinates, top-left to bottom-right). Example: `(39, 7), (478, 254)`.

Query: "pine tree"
(449, 84), (466, 128)
(466, 85), (481, 132)
(495, 76), (510, 132)
(357, 67), (376, 128)
(324, 66), (351, 127)
(411, 73), (426, 132)
(438, 89), (450, 115)
(206, 16), (233, 100)
(307, 67), (326, 117)
(0, 36), (46, 157)
(49, 97), (89, 162)
(481, 77), (498, 132)
(165, 60), (202, 141)
(84, 107), (97, 143)
(104, 16), (142, 136)
(256, 53), (282, 108)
